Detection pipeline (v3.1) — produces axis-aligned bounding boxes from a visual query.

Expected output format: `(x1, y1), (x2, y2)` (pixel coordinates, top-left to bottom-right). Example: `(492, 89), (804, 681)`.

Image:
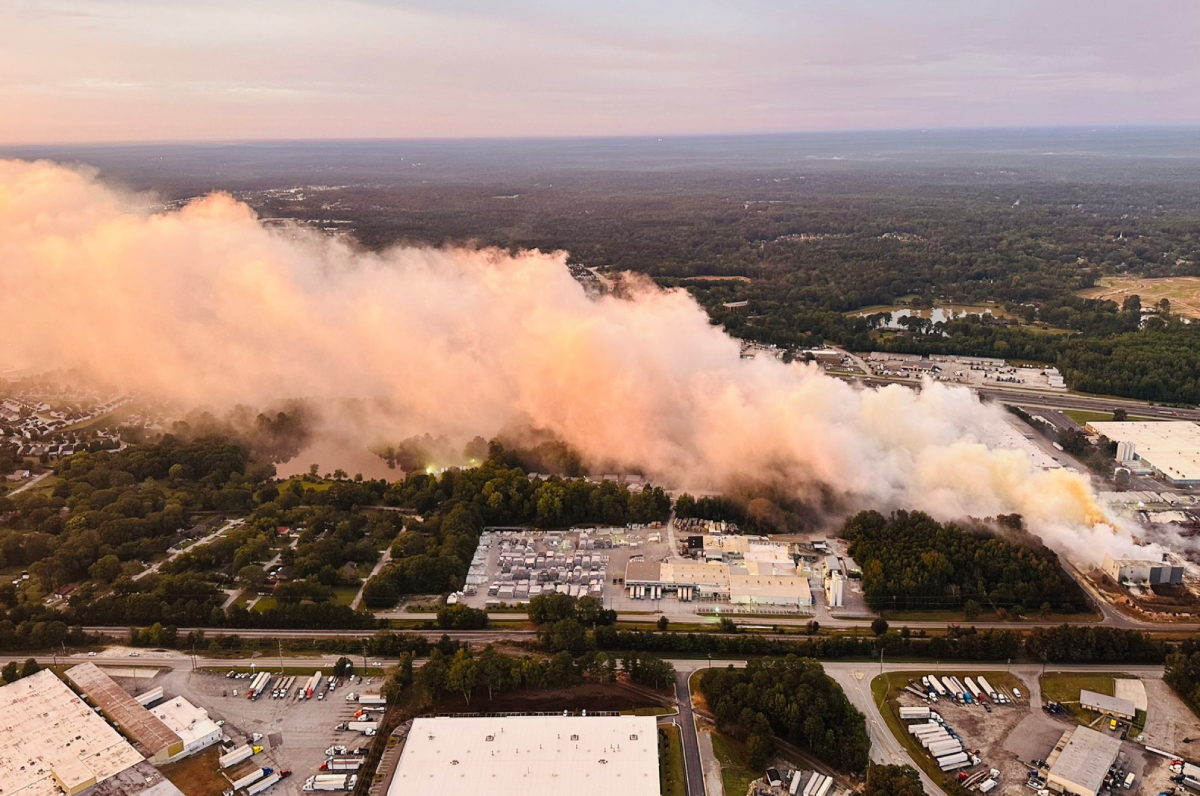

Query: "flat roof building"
(0, 670), (145, 796)
(1101, 553), (1184, 586)
(147, 697), (221, 757)
(64, 664), (184, 763)
(1079, 690), (1136, 721)
(1046, 726), (1122, 796)
(386, 715), (659, 796)
(1088, 421), (1200, 486)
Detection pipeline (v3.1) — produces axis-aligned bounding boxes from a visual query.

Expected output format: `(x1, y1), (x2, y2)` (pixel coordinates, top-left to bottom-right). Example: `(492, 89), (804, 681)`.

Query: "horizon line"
(3, 122), (1200, 151)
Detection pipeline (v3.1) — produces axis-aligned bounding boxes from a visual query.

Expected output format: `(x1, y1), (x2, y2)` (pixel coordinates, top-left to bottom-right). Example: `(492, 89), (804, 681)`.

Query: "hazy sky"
(2, 0), (1198, 143)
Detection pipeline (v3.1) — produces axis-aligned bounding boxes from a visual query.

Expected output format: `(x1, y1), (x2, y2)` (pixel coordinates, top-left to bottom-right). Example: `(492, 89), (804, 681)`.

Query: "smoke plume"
(0, 159), (1148, 564)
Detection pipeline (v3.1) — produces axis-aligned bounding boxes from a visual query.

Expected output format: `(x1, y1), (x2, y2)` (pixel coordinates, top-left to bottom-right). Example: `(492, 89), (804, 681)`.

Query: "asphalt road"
(673, 670), (707, 796)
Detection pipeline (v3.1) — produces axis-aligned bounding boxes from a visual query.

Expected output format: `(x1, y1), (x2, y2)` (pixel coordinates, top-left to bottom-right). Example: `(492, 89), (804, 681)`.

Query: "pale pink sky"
(2, 0), (1198, 144)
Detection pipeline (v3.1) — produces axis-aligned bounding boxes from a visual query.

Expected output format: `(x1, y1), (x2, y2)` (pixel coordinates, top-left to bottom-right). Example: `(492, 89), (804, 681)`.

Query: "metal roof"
(1047, 726), (1122, 795)
(387, 715), (659, 796)
(64, 664), (182, 759)
(1079, 690), (1136, 718)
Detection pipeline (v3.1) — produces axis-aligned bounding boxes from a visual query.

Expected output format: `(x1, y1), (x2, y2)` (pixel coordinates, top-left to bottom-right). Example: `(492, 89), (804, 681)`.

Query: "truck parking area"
(118, 668), (384, 796)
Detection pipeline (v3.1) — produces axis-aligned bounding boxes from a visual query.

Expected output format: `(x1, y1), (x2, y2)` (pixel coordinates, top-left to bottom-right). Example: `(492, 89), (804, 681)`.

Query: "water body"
(849, 305), (1001, 329)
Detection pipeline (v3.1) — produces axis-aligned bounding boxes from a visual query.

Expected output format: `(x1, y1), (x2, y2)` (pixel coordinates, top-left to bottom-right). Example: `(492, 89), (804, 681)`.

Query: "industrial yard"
(102, 666), (385, 796)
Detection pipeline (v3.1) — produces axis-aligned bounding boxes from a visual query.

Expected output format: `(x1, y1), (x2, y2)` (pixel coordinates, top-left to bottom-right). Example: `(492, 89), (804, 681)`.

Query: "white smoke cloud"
(0, 159), (1151, 564)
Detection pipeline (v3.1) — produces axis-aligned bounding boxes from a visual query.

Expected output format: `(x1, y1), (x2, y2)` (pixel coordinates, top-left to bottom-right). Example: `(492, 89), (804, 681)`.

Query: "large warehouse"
(65, 663), (184, 762)
(387, 715), (659, 796)
(1046, 726), (1122, 796)
(0, 670), (145, 796)
(1089, 421), (1200, 486)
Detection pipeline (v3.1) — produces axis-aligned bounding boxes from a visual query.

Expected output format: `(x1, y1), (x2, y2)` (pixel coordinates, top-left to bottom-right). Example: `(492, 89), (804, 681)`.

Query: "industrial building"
(386, 715), (659, 796)
(1078, 690), (1136, 721)
(147, 696), (222, 757)
(1088, 421), (1200, 486)
(625, 535), (812, 607)
(65, 664), (184, 763)
(1101, 553), (1184, 586)
(0, 670), (146, 796)
(1045, 726), (1122, 796)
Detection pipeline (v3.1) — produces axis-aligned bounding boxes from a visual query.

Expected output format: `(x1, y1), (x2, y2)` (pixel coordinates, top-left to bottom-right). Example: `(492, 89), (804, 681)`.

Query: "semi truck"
(219, 745), (263, 769)
(320, 757), (365, 772)
(345, 721), (378, 735)
(303, 774), (358, 792)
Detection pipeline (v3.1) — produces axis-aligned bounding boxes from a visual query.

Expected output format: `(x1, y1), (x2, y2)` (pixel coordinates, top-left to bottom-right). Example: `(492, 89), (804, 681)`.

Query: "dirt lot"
(120, 668), (381, 796)
(1079, 275), (1200, 319)
(892, 672), (1034, 794)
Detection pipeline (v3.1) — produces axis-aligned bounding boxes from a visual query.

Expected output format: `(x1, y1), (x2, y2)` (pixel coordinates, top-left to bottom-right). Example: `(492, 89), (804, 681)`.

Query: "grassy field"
(332, 586), (361, 606)
(658, 725), (688, 796)
(1079, 275), (1200, 319)
(1040, 673), (1123, 725)
(252, 596), (278, 612)
(710, 731), (759, 796)
(1062, 408), (1159, 426)
(161, 746), (227, 796)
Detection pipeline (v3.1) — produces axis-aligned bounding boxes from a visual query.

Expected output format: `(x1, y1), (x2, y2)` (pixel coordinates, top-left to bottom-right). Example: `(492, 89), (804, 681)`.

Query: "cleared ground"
(877, 671), (1033, 794)
(1079, 275), (1200, 318)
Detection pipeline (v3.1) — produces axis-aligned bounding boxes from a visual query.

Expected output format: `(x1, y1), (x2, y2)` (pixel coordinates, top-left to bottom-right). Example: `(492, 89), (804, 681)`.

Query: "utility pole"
(278, 639), (284, 673)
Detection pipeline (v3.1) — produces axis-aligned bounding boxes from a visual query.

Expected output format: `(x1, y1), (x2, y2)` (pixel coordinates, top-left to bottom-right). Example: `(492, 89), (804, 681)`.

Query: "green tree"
(1, 661), (18, 683)
(871, 617), (889, 636)
(863, 764), (926, 796)
(89, 554), (123, 584)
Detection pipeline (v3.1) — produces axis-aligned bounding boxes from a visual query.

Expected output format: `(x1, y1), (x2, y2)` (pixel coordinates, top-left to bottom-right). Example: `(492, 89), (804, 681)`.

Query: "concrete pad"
(1115, 678), (1148, 713)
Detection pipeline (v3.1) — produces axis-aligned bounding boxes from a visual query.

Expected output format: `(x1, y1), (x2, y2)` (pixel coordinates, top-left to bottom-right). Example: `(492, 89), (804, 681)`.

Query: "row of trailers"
(901, 702), (998, 792)
(909, 674), (1014, 706)
(786, 771), (835, 796)
(243, 671), (327, 701)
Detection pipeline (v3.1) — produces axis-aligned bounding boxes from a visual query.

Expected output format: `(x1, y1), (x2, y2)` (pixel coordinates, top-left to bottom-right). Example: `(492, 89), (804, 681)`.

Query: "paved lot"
(121, 669), (382, 796)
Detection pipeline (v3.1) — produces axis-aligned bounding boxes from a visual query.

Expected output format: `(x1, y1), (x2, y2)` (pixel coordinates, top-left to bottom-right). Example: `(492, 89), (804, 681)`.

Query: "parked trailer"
(964, 677), (982, 698)
(306, 672), (323, 699)
(920, 734), (952, 749)
(321, 757), (364, 772)
(346, 721), (378, 734)
(220, 745), (258, 769)
(788, 771), (802, 795)
(977, 676), (997, 698)
(903, 685), (929, 701)
(801, 772), (821, 796)
(357, 694), (386, 706)
(899, 706), (931, 720)
(1173, 761), (1200, 780)
(908, 723), (941, 736)
(937, 752), (969, 772)
(938, 677), (958, 698)
(230, 768), (272, 790)
(928, 740), (962, 757)
(304, 775), (357, 792)
(813, 776), (834, 796)
(927, 676), (947, 696)
(245, 774), (281, 796)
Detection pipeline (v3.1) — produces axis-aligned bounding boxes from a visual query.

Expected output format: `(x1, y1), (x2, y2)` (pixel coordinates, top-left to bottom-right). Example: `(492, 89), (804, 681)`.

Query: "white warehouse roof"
(1088, 421), (1200, 485)
(1047, 726), (1122, 796)
(387, 715), (659, 796)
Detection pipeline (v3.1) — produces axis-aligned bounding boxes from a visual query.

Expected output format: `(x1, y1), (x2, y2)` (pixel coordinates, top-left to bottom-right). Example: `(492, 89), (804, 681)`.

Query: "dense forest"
(699, 657), (870, 773)
(843, 510), (1090, 614)
(1166, 637), (1200, 715)
(863, 765), (927, 796)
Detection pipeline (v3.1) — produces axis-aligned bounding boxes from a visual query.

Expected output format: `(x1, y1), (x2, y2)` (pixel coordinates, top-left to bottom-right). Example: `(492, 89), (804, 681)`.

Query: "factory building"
(1101, 553), (1184, 586)
(1078, 690), (1136, 721)
(625, 537), (812, 607)
(0, 670), (150, 796)
(1045, 726), (1122, 796)
(1088, 421), (1200, 486)
(65, 664), (184, 763)
(386, 715), (659, 796)
(148, 696), (222, 757)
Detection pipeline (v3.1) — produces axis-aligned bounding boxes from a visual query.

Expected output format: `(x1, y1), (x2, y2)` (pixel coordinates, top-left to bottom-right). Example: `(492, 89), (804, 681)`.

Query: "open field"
(710, 731), (758, 796)
(1079, 275), (1200, 318)
(160, 746), (227, 796)
(1061, 408), (1159, 425)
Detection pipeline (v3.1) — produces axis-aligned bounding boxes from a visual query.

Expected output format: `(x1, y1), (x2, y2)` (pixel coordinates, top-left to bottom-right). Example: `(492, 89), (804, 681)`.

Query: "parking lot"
(115, 668), (384, 796)
(460, 525), (674, 612)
